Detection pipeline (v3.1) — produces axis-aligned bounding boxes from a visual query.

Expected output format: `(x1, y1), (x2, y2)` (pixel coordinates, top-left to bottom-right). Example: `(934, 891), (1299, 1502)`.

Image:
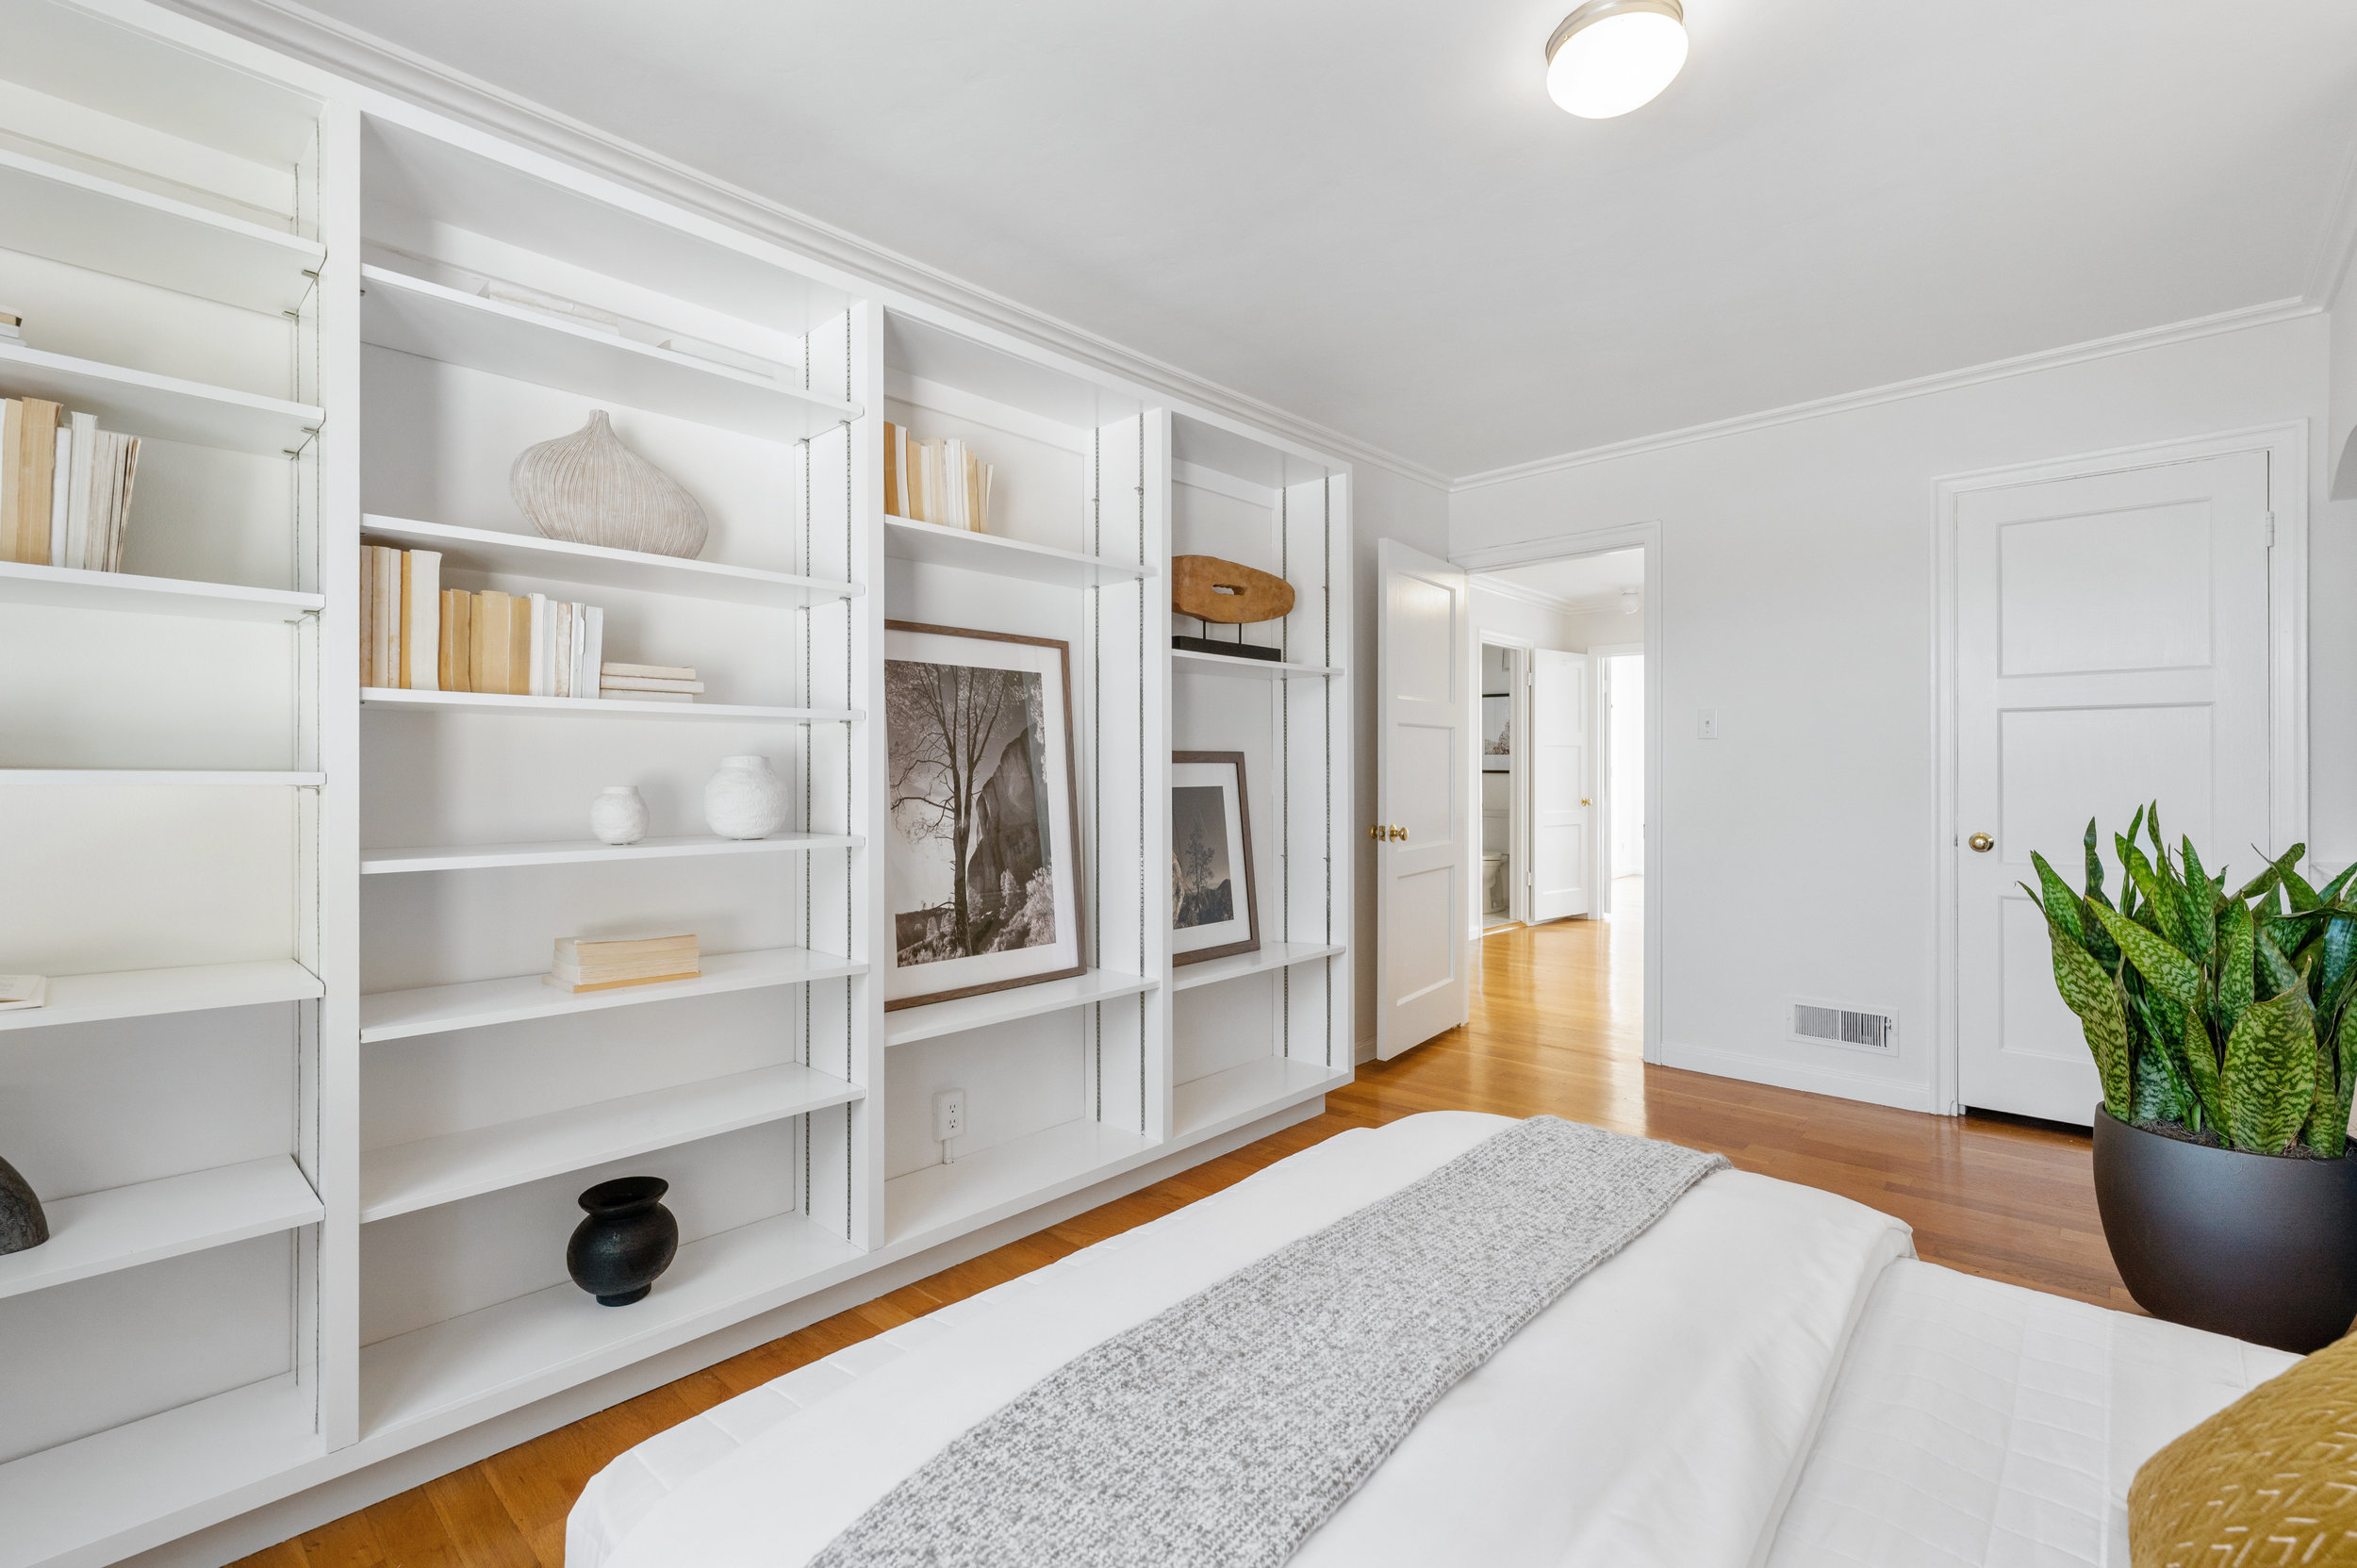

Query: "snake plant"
(2025, 805), (2357, 1157)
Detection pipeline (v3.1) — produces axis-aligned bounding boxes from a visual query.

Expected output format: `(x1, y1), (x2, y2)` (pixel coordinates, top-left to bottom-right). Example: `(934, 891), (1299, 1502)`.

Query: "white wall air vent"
(1792, 1001), (1896, 1052)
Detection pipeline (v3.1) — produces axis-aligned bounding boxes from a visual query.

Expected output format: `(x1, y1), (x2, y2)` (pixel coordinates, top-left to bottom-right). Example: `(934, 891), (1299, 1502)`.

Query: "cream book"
(406, 550), (441, 691)
(0, 975), (45, 1011)
(558, 934), (698, 963)
(603, 662), (696, 681)
(601, 675), (705, 693)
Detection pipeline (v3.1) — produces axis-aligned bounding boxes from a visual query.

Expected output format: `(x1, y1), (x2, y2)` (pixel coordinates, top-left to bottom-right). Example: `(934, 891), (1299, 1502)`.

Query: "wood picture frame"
(883, 620), (1086, 1010)
(1170, 750), (1261, 967)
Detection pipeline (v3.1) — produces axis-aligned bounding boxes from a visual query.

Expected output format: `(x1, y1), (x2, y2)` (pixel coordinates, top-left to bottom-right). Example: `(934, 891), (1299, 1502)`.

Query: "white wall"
(1350, 465), (1454, 1056)
(1451, 312), (2347, 1112)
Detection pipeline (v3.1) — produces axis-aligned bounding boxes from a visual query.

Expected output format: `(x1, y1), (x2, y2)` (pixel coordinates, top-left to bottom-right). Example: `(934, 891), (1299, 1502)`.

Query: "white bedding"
(580, 1111), (1915, 1568)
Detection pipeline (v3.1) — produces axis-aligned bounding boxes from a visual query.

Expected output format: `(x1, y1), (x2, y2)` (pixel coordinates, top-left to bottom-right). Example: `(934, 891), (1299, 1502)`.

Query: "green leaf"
(2321, 861), (2357, 906)
(2217, 900), (2256, 1038)
(2256, 927), (2304, 999)
(2148, 801), (2166, 859)
(2307, 1031), (2346, 1159)
(2091, 902), (2202, 1007)
(2236, 861), (2281, 903)
(2276, 846), (2320, 914)
(2047, 915), (2132, 1117)
(2221, 987), (2316, 1154)
(2173, 991), (2227, 1131)
(2030, 854), (2088, 949)
(2083, 818), (2113, 910)
(2120, 840), (2191, 951)
(2179, 837), (2216, 957)
(2334, 1011), (2357, 1162)
(2132, 1032), (2193, 1124)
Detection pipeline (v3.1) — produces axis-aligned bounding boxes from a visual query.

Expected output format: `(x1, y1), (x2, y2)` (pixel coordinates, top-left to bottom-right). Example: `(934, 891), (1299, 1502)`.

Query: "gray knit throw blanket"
(806, 1115), (1728, 1568)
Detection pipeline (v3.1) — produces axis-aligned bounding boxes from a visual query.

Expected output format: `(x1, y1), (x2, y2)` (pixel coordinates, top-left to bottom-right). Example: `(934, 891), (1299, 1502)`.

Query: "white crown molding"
(1471, 574), (1639, 620)
(152, 0), (1452, 492)
(1450, 295), (2320, 492)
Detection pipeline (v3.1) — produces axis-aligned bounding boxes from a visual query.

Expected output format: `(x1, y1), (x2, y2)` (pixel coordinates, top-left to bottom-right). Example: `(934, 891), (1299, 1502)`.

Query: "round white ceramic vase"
(704, 755), (786, 840)
(589, 785), (649, 846)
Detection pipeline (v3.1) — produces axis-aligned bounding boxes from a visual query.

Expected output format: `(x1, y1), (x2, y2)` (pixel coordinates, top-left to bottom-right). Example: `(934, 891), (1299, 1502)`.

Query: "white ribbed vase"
(588, 785), (649, 846)
(704, 755), (786, 840)
(510, 410), (709, 558)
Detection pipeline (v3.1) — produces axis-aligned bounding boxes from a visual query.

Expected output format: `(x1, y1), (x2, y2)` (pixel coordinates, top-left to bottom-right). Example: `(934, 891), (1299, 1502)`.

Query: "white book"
(571, 602), (589, 697)
(406, 550), (441, 691)
(110, 435), (139, 571)
(552, 601), (573, 698)
(46, 424), (69, 569)
(527, 591), (550, 697)
(62, 412), (93, 572)
(582, 605), (604, 700)
(87, 432), (119, 572)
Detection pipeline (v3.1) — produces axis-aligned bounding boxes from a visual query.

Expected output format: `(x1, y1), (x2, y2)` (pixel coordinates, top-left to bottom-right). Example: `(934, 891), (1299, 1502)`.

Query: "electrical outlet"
(1697, 708), (1718, 740)
(932, 1088), (967, 1143)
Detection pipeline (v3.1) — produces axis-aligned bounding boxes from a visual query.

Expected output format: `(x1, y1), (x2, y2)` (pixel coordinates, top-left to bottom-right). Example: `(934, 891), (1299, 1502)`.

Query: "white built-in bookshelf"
(0, 4), (1351, 1564)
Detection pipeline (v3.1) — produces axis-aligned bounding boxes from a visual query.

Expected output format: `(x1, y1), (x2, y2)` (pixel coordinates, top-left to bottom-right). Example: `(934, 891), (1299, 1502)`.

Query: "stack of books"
(360, 544), (606, 697)
(545, 933), (700, 993)
(601, 662), (701, 702)
(2, 398), (140, 571)
(883, 421), (993, 533)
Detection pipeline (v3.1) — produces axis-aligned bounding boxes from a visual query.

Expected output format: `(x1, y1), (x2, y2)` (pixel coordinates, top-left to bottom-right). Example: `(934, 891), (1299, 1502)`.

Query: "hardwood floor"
(239, 894), (2126, 1566)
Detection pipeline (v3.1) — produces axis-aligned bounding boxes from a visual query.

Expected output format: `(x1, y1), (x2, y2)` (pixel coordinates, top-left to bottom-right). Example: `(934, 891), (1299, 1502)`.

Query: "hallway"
(244, 907), (2129, 1566)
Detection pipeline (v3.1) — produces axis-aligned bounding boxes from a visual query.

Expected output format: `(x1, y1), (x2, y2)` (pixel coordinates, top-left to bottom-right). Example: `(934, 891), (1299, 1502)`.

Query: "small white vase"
(589, 785), (649, 846)
(704, 755), (786, 840)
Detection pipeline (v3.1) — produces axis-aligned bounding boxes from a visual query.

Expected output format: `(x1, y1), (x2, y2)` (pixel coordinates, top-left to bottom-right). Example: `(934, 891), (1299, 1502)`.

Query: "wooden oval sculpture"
(511, 410), (709, 559)
(1172, 555), (1294, 625)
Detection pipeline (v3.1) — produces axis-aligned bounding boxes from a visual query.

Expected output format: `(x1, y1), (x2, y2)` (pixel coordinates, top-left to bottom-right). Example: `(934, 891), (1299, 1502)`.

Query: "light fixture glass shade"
(1546, 0), (1689, 119)
(1619, 587), (1641, 616)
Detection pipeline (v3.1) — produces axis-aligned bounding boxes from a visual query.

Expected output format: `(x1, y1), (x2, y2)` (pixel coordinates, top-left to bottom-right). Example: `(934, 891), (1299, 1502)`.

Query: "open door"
(1376, 539), (1470, 1059)
(1530, 648), (1591, 921)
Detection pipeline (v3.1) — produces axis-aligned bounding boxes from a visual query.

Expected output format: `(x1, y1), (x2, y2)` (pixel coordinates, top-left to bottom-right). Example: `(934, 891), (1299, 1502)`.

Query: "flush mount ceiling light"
(1619, 587), (1641, 616)
(1545, 0), (1689, 119)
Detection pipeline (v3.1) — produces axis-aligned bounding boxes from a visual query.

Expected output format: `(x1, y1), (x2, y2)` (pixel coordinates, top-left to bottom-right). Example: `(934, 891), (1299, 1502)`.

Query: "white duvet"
(591, 1112), (1916, 1568)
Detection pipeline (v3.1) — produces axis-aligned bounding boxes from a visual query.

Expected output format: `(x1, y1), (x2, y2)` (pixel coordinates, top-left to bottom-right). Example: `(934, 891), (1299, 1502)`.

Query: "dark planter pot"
(2092, 1107), (2357, 1353)
(567, 1177), (677, 1307)
(0, 1154), (47, 1255)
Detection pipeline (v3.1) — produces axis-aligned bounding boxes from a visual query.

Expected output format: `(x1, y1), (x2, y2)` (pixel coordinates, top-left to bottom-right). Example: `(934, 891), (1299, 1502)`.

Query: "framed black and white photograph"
(1170, 751), (1260, 967)
(884, 621), (1083, 1010)
(1482, 694), (1512, 771)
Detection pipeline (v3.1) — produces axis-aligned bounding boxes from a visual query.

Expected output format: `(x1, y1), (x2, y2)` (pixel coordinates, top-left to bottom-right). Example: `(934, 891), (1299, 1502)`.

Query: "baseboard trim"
(113, 1101), (1328, 1568)
(1658, 1040), (1942, 1115)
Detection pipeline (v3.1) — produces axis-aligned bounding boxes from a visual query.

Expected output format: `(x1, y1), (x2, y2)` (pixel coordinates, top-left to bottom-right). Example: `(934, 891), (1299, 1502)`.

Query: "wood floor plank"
(234, 891), (2126, 1566)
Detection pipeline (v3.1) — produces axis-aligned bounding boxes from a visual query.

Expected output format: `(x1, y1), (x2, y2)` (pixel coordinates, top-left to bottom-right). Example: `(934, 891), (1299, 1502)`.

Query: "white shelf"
(0, 146), (323, 315)
(359, 266), (863, 441)
(358, 1210), (865, 1441)
(362, 832), (862, 875)
(0, 960), (322, 1034)
(361, 688), (860, 724)
(883, 517), (1155, 588)
(0, 561), (323, 622)
(359, 947), (866, 1043)
(360, 1064), (863, 1222)
(0, 340), (321, 455)
(0, 1374), (322, 1568)
(0, 1156), (321, 1301)
(884, 968), (1158, 1047)
(1172, 1057), (1349, 1142)
(886, 1118), (1156, 1250)
(359, 516), (862, 609)
(0, 770), (324, 786)
(1171, 941), (1346, 993)
(1172, 648), (1343, 680)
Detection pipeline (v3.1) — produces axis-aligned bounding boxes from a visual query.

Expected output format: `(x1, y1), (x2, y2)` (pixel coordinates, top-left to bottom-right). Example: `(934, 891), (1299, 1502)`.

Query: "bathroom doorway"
(1479, 640), (1523, 932)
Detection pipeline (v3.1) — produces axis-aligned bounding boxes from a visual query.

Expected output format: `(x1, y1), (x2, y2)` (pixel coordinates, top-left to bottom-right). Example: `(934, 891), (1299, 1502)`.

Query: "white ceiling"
(1481, 548), (1644, 613)
(297, 0), (2357, 479)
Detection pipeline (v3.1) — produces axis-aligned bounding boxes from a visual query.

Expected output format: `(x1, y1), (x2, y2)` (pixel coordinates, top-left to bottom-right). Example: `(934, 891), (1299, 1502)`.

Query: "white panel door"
(1531, 648), (1591, 921)
(1957, 452), (2273, 1123)
(1376, 539), (1469, 1059)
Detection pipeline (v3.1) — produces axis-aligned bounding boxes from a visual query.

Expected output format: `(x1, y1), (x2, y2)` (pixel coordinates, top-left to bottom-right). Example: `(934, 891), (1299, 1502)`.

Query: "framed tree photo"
(884, 621), (1084, 1011)
(1170, 751), (1260, 967)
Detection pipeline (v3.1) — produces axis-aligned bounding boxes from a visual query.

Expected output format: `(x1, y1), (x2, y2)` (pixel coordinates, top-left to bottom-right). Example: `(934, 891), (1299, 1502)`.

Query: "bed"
(571, 1112), (2295, 1568)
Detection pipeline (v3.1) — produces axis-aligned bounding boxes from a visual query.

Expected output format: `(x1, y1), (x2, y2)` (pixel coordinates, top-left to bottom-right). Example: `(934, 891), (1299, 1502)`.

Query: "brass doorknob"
(1369, 824), (1407, 842)
(1580, 798), (1591, 806)
(1969, 833), (1995, 853)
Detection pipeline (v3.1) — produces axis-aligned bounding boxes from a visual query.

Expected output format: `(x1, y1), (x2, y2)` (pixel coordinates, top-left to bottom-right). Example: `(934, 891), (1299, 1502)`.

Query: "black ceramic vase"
(0, 1153), (49, 1255)
(567, 1176), (677, 1307)
(2092, 1108), (2357, 1353)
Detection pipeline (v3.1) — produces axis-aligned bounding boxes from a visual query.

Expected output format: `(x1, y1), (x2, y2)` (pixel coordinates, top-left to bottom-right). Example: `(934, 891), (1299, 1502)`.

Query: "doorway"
(1596, 649), (1644, 922)
(1479, 641), (1522, 932)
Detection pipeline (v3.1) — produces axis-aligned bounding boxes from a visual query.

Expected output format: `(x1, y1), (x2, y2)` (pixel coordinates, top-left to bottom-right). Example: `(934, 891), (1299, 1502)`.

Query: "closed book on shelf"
(13, 398), (58, 565)
(448, 590), (473, 692)
(47, 424), (68, 569)
(551, 951), (702, 981)
(602, 662), (696, 681)
(61, 412), (93, 572)
(406, 551), (440, 691)
(508, 592), (534, 696)
(397, 550), (412, 688)
(84, 431), (119, 572)
(360, 548), (375, 687)
(527, 591), (550, 697)
(552, 601), (574, 698)
(600, 675), (705, 693)
(373, 546), (399, 687)
(0, 400), (18, 562)
(109, 435), (139, 571)
(471, 590), (510, 695)
(437, 588), (458, 691)
(582, 605), (604, 699)
(882, 421), (901, 517)
(557, 934), (698, 964)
